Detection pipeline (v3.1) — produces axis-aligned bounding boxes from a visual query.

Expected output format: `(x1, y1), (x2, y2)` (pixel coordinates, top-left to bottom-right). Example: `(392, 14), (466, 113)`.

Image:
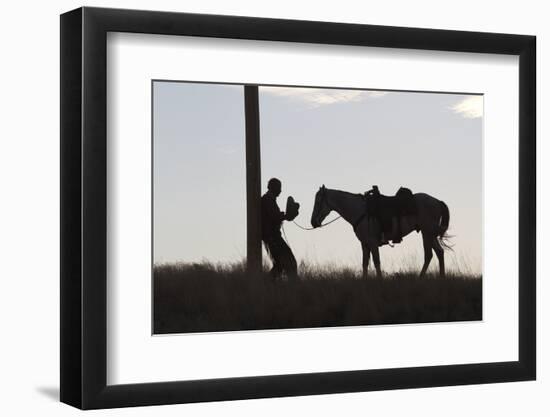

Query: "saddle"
(364, 186), (417, 244)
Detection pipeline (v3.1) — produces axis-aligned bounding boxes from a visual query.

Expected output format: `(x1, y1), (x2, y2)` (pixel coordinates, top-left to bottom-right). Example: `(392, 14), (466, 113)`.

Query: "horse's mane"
(326, 188), (364, 199)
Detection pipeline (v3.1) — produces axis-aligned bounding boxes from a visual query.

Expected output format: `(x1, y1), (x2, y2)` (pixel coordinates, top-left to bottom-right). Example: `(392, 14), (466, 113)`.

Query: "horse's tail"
(438, 201), (453, 250)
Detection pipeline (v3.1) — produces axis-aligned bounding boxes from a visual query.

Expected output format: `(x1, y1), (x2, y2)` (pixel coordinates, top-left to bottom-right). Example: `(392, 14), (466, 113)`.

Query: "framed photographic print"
(60, 6), (536, 409)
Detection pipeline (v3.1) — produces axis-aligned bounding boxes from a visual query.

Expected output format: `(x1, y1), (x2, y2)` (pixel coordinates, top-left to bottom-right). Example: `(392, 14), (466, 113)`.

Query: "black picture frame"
(60, 6), (536, 409)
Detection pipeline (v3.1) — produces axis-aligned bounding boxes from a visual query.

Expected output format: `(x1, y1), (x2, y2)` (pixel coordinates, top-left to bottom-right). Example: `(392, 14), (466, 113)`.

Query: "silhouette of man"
(261, 178), (298, 280)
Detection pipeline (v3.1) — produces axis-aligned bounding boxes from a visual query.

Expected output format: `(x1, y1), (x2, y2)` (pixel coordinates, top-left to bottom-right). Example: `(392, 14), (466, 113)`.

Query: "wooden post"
(244, 85), (262, 274)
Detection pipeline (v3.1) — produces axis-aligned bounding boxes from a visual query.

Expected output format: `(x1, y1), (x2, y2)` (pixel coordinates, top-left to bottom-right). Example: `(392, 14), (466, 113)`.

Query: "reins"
(292, 216), (342, 231)
(292, 187), (343, 230)
(281, 215), (342, 248)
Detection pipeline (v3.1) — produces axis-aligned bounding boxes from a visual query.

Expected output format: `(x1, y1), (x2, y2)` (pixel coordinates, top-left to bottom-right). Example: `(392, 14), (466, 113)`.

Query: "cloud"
(450, 96), (483, 119)
(261, 87), (388, 108)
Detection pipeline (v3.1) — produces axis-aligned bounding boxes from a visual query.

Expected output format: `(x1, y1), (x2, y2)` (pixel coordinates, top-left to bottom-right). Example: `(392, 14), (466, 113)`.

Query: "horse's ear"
(322, 184), (326, 189)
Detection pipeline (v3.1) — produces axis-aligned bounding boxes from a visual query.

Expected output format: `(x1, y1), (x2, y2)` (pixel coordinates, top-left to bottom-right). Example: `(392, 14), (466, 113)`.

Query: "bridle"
(292, 188), (342, 231)
(308, 187), (369, 232)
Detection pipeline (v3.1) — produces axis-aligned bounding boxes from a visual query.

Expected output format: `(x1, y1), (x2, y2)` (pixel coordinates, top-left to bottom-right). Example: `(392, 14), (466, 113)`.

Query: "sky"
(153, 81), (482, 274)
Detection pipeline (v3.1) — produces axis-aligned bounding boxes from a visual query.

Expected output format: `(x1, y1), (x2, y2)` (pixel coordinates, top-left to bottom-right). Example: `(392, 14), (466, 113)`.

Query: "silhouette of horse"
(310, 185), (451, 278)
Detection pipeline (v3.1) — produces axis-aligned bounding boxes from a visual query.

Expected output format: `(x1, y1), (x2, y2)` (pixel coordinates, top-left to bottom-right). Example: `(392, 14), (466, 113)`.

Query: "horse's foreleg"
(432, 237), (445, 277)
(371, 246), (382, 278)
(419, 234), (433, 277)
(361, 243), (371, 279)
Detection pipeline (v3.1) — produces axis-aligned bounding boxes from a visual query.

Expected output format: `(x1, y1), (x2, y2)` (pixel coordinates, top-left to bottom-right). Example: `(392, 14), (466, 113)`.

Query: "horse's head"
(311, 185), (332, 228)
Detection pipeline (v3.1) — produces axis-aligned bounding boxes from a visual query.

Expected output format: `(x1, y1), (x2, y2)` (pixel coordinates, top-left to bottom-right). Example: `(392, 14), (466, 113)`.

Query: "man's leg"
(270, 262), (283, 278)
(278, 238), (298, 281)
(264, 239), (283, 279)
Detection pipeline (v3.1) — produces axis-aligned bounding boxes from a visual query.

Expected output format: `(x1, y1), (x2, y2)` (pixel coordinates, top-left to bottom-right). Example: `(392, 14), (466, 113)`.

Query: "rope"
(292, 215), (342, 231)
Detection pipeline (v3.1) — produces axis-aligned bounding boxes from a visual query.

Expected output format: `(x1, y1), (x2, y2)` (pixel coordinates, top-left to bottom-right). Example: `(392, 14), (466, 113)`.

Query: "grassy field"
(153, 262), (482, 334)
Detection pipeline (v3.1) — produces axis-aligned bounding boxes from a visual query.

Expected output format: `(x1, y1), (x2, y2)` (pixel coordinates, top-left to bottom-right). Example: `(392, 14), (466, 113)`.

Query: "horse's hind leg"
(419, 233), (433, 277)
(432, 237), (445, 277)
(361, 243), (371, 279)
(371, 246), (382, 278)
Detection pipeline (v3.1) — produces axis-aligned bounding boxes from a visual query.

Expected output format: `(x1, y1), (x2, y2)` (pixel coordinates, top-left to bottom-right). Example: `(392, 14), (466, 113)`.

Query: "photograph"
(57, 5), (537, 411)
(152, 81), (483, 334)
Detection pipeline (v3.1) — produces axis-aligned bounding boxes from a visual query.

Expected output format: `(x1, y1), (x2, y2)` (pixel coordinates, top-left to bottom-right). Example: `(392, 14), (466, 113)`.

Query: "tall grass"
(153, 262), (481, 334)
